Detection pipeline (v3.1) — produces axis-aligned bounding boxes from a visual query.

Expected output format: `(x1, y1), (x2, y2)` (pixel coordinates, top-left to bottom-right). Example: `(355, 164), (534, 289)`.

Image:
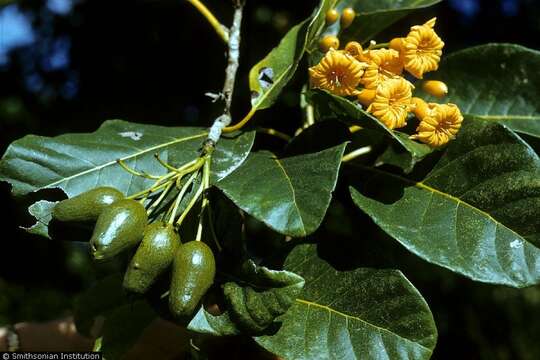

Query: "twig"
(256, 127), (292, 142)
(186, 0), (229, 43)
(342, 146), (373, 162)
(206, 1), (244, 146)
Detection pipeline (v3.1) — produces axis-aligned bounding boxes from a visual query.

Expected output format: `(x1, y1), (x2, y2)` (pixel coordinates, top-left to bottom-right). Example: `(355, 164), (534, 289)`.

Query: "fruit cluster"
(311, 9), (464, 148)
(53, 186), (216, 319)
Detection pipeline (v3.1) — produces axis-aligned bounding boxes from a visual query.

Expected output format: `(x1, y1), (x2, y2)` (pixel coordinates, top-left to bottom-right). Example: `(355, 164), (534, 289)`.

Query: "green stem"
(168, 171), (199, 225)
(176, 167), (206, 228)
(195, 158), (212, 242)
(369, 42), (390, 50)
(147, 181), (173, 216)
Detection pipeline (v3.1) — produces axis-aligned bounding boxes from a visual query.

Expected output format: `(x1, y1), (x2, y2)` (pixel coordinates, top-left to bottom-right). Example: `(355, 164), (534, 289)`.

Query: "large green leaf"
(189, 261), (304, 336)
(223, 260), (304, 333)
(311, 90), (433, 165)
(350, 120), (540, 287)
(217, 144), (347, 237)
(0, 120), (254, 237)
(0, 120), (254, 197)
(249, 0), (335, 112)
(255, 243), (437, 360)
(323, 0), (441, 44)
(420, 44), (540, 139)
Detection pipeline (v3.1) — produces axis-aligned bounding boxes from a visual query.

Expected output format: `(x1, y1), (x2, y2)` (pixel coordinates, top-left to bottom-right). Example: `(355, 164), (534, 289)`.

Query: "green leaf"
(101, 300), (156, 360)
(323, 0), (441, 45)
(249, 0), (335, 112)
(223, 260), (305, 333)
(188, 308), (241, 336)
(0, 120), (254, 197)
(217, 144), (347, 237)
(420, 44), (540, 139)
(24, 200), (57, 239)
(0, 120), (254, 237)
(255, 243), (437, 360)
(350, 120), (540, 287)
(311, 90), (433, 165)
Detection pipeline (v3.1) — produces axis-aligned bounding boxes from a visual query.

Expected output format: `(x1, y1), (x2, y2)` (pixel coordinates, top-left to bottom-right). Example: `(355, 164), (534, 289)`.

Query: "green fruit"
(169, 241), (216, 318)
(90, 199), (147, 260)
(123, 222), (180, 294)
(53, 187), (124, 222)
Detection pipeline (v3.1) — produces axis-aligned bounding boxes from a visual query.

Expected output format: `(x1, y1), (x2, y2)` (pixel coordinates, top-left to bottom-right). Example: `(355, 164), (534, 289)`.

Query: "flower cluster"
(309, 18), (463, 147)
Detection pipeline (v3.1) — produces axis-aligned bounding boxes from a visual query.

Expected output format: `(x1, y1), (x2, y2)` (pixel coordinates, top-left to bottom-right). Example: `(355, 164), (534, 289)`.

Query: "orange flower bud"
(389, 38), (404, 52)
(422, 80), (448, 98)
(319, 35), (340, 53)
(325, 9), (339, 25)
(341, 8), (356, 29)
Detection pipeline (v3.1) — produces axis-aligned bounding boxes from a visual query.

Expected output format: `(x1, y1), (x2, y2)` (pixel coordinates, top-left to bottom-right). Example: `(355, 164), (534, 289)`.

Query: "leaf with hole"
(0, 120), (254, 238)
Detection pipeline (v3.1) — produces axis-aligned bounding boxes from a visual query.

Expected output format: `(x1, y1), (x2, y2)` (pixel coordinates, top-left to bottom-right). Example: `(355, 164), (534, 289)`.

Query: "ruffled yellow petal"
(360, 48), (403, 89)
(402, 18), (444, 79)
(367, 78), (414, 129)
(344, 41), (368, 62)
(309, 49), (367, 96)
(412, 103), (463, 147)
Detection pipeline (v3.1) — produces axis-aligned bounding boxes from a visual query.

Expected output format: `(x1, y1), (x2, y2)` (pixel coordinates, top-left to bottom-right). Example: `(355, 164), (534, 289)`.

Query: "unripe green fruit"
(90, 199), (147, 260)
(53, 187), (124, 222)
(123, 222), (180, 294)
(169, 241), (216, 318)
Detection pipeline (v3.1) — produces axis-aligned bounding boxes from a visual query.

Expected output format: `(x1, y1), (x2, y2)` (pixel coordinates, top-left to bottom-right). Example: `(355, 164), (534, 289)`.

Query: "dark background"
(1, 0), (540, 359)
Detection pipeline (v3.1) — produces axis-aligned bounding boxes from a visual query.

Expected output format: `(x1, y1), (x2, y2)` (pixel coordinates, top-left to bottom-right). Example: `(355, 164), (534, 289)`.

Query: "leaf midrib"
(43, 132), (207, 189)
(350, 164), (532, 247)
(295, 298), (432, 353)
(273, 157), (307, 236)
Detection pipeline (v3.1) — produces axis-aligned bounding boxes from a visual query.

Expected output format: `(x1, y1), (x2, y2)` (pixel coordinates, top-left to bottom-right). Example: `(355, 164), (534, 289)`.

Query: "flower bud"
(341, 8), (356, 29)
(422, 80), (448, 98)
(325, 9), (339, 25)
(319, 35), (340, 52)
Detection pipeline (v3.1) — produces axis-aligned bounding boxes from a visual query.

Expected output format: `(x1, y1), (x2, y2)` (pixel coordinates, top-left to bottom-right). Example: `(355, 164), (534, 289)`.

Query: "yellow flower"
(360, 48), (403, 89)
(309, 49), (367, 96)
(402, 18), (445, 79)
(411, 103), (463, 147)
(344, 41), (366, 61)
(367, 78), (414, 129)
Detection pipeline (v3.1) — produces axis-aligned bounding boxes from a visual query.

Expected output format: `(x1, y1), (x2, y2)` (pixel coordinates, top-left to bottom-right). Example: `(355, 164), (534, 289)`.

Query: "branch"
(186, 0), (229, 43)
(206, 1), (244, 146)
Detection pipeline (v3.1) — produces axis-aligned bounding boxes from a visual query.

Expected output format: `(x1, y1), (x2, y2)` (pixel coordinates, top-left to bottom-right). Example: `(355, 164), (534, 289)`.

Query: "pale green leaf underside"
(420, 44), (540, 138)
(351, 120), (540, 287)
(255, 244), (437, 360)
(0, 120), (254, 198)
(217, 144), (346, 237)
(0, 120), (254, 238)
(249, 0), (335, 111)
